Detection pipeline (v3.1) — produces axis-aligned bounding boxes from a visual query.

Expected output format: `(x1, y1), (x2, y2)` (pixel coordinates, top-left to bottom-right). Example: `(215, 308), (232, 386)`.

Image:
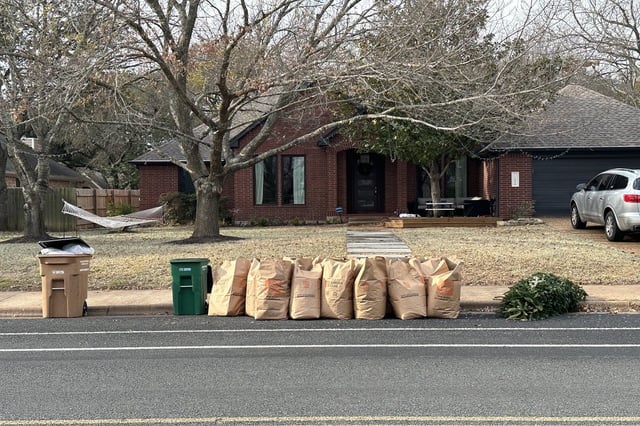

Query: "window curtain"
(293, 157), (305, 204)
(255, 161), (264, 205)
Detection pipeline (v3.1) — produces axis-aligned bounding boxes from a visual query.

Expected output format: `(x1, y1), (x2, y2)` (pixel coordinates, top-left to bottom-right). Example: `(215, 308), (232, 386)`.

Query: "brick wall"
(138, 164), (180, 209)
(230, 105), (336, 223)
(384, 158), (410, 214)
(496, 153), (533, 218)
(232, 139), (332, 223)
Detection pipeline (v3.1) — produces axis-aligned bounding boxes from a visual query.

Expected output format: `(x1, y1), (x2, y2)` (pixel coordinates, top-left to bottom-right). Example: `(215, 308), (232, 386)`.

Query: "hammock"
(61, 200), (163, 229)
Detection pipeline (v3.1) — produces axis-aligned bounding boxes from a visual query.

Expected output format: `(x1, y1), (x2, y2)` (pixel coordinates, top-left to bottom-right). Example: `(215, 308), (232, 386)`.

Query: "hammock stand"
(61, 200), (163, 231)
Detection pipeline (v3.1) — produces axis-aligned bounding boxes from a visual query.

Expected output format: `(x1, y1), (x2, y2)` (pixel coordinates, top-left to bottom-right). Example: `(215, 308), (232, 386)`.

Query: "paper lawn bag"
(354, 257), (387, 320)
(321, 258), (360, 319)
(427, 258), (463, 319)
(289, 257), (323, 319)
(253, 258), (292, 320)
(387, 258), (427, 320)
(245, 258), (260, 318)
(208, 257), (251, 316)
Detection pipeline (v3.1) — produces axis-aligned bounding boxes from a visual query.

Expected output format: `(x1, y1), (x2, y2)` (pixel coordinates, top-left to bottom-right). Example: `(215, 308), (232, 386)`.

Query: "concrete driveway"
(543, 216), (640, 256)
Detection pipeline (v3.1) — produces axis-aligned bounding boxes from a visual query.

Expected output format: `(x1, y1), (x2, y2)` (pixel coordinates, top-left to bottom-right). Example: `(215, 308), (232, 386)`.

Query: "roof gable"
(131, 91), (279, 164)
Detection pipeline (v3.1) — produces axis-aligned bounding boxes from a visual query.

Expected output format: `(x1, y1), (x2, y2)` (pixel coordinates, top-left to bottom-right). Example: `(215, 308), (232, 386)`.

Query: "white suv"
(570, 168), (640, 241)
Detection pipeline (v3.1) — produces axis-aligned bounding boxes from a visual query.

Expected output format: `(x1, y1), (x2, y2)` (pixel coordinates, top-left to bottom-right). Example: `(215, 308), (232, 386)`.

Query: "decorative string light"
(465, 146), (572, 161)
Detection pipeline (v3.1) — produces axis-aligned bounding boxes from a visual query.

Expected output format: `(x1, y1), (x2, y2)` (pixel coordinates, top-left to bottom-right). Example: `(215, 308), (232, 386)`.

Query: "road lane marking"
(2, 343), (640, 353)
(2, 416), (640, 425)
(2, 326), (640, 336)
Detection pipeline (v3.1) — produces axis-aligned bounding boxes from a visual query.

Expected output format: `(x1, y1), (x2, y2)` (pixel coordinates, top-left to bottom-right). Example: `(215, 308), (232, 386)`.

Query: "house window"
(419, 157), (467, 199)
(254, 157), (277, 205)
(282, 156), (305, 205)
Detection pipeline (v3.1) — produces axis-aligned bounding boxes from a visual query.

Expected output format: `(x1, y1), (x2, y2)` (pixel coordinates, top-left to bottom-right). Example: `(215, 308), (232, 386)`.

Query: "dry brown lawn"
(1, 217), (638, 291)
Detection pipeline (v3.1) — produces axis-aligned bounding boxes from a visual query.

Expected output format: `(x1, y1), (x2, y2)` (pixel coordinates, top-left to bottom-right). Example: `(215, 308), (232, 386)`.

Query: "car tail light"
(623, 194), (640, 202)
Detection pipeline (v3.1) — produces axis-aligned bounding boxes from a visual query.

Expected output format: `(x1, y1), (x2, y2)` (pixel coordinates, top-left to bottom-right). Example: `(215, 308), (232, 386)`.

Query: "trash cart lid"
(170, 258), (210, 264)
(38, 237), (91, 249)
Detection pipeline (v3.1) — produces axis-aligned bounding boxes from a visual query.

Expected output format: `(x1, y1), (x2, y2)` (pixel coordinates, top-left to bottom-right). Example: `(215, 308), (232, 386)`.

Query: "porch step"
(347, 215), (388, 227)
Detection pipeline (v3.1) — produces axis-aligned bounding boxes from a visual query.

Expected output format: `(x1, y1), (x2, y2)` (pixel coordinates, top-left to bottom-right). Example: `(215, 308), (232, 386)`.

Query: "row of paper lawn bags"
(208, 256), (463, 320)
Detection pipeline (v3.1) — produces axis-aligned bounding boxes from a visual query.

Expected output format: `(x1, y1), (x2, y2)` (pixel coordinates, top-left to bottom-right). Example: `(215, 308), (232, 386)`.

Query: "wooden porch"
(384, 216), (500, 228)
(346, 215), (500, 228)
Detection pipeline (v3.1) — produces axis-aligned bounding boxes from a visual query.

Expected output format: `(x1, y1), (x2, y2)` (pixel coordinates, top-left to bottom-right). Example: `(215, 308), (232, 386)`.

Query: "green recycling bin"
(170, 258), (210, 315)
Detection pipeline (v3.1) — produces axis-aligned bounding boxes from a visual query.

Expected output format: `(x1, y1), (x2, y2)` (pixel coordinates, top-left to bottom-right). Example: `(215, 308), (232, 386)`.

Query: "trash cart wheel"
(82, 301), (88, 316)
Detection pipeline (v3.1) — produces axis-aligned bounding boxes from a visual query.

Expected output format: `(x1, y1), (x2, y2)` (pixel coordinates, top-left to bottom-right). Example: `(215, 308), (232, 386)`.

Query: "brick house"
(482, 84), (640, 217)
(131, 101), (490, 223)
(136, 85), (640, 223)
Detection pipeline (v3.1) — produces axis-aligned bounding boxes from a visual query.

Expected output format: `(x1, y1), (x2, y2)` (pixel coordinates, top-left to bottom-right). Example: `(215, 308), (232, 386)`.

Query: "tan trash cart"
(37, 238), (93, 318)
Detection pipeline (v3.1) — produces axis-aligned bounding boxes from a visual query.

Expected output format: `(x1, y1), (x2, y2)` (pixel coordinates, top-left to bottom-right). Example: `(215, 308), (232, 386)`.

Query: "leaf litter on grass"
(1, 220), (638, 290)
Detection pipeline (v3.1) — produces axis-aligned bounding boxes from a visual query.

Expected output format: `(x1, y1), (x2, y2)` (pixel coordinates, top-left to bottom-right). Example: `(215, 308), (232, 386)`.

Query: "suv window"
(610, 175), (628, 190)
(587, 174), (612, 191)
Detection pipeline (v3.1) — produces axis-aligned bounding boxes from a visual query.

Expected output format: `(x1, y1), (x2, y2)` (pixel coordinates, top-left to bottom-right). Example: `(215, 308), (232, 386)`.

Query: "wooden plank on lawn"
(385, 217), (499, 228)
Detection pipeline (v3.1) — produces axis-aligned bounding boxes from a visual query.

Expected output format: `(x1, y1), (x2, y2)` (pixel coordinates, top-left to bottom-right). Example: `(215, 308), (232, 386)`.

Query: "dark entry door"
(347, 151), (385, 213)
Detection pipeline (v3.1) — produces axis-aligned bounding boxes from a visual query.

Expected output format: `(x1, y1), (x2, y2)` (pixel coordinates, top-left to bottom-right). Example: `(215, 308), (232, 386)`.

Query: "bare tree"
(342, 0), (570, 207)
(89, 0), (382, 240)
(89, 0), (567, 240)
(0, 140), (7, 231)
(551, 0), (640, 104)
(0, 0), (118, 240)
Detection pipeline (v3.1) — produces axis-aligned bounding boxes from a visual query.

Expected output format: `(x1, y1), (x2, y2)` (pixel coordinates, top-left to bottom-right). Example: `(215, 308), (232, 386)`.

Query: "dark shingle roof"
(131, 137), (213, 163)
(486, 85), (640, 150)
(2, 141), (85, 182)
(131, 91), (279, 163)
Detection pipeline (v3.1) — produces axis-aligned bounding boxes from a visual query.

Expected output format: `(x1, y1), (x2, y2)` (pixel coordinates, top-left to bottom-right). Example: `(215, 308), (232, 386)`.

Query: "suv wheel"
(605, 211), (624, 241)
(571, 204), (586, 229)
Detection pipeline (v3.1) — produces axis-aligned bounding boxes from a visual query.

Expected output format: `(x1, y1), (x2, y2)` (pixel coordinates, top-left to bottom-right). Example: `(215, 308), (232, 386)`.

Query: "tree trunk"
(425, 161), (443, 217)
(22, 187), (47, 239)
(191, 177), (221, 239)
(429, 175), (441, 206)
(0, 146), (8, 231)
(11, 153), (51, 240)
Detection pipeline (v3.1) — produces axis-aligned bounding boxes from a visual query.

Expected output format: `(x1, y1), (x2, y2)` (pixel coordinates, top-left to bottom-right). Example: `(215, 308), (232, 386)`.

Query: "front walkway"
(346, 230), (412, 258)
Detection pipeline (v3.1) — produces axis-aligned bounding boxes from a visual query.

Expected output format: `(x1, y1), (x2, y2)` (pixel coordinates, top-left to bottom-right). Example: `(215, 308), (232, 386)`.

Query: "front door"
(347, 151), (385, 213)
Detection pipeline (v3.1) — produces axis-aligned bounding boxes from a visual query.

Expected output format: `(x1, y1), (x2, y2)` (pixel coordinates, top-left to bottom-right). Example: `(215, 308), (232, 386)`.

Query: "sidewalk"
(0, 285), (637, 318)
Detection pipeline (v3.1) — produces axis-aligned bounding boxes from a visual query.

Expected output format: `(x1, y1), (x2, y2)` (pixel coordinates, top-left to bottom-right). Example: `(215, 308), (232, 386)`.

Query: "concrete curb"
(88, 304), (174, 317)
(1, 285), (638, 318)
(1, 300), (637, 318)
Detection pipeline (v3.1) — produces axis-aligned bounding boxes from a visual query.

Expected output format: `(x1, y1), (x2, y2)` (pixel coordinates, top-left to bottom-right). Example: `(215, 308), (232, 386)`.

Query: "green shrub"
(159, 192), (197, 225)
(508, 201), (536, 219)
(498, 272), (587, 321)
(159, 192), (234, 225)
(288, 217), (303, 226)
(252, 216), (271, 226)
(106, 201), (136, 217)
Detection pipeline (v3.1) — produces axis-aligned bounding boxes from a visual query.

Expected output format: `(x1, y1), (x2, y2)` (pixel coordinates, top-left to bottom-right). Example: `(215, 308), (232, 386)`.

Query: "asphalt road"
(1, 313), (639, 425)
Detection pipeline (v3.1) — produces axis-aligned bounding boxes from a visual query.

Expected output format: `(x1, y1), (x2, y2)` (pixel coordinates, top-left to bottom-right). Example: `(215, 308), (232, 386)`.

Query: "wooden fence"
(5, 188), (141, 232)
